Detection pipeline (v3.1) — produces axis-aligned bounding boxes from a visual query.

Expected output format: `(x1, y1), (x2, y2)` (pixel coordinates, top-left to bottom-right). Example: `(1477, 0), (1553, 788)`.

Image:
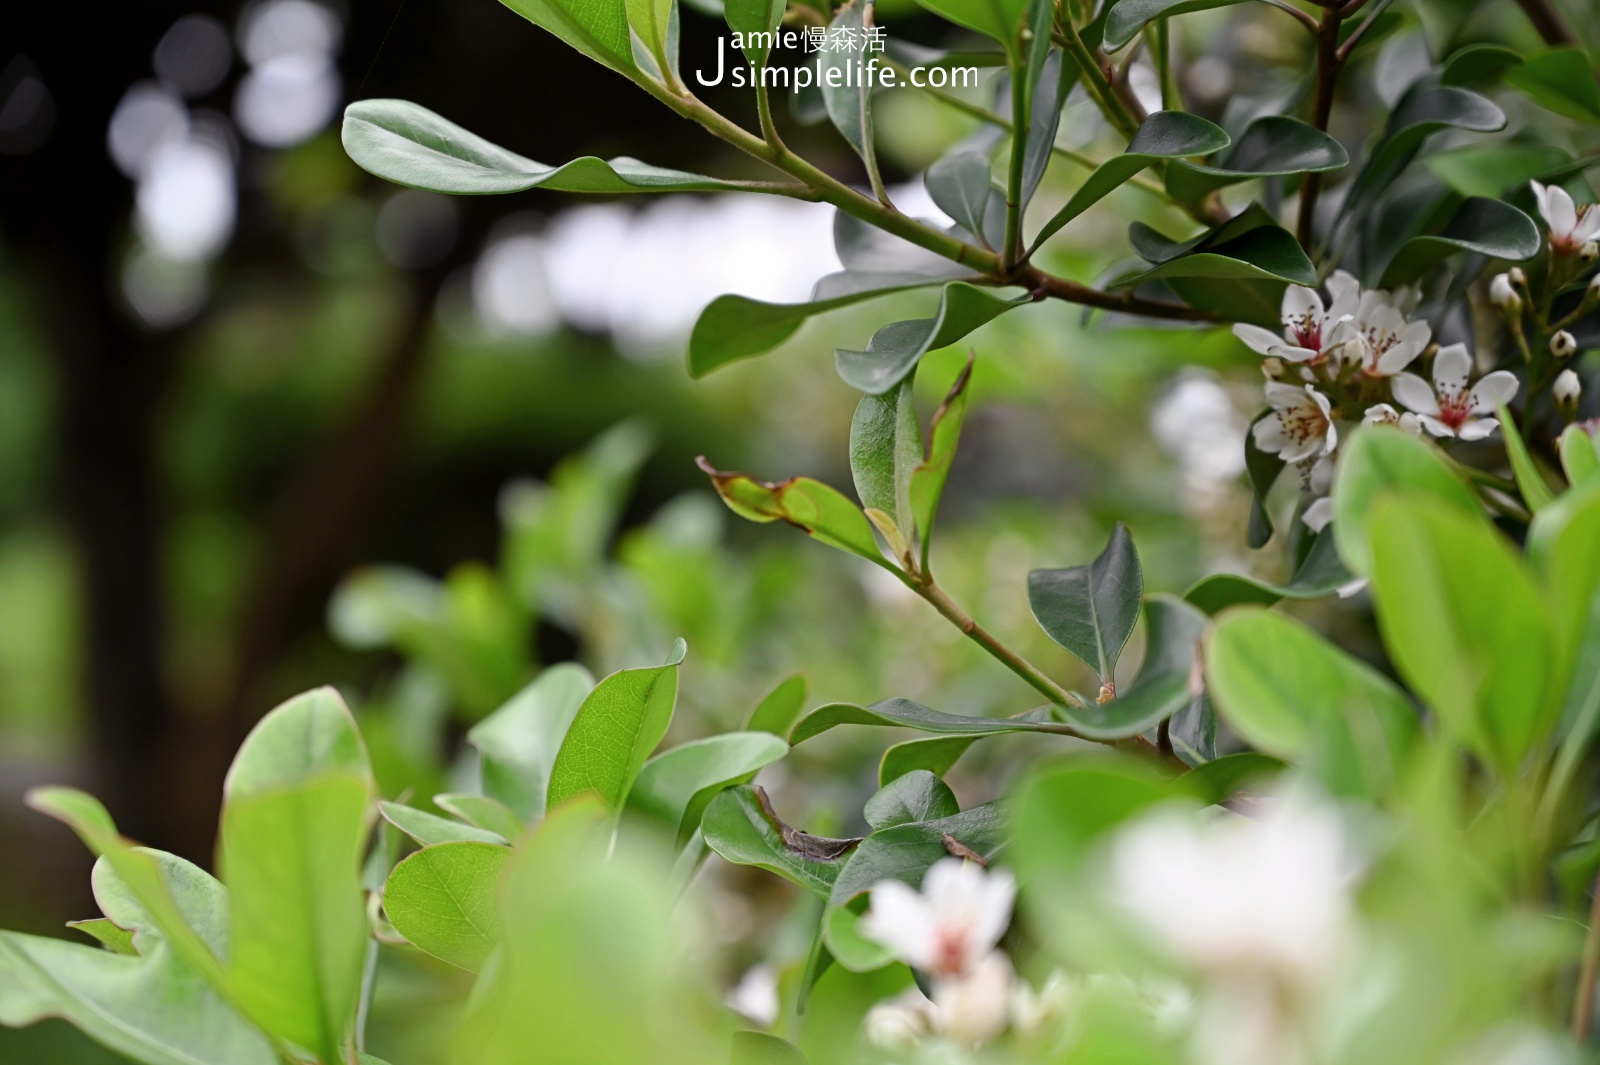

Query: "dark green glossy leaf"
(1032, 111), (1230, 250)
(1103, 0), (1251, 51)
(864, 770), (960, 830)
(702, 786), (859, 899)
(689, 271), (947, 377)
(927, 151), (999, 242)
(1331, 426), (1480, 576)
(1020, 47), (1067, 209)
(1439, 43), (1523, 88)
(1343, 84), (1505, 217)
(1165, 116), (1347, 203)
(1378, 197), (1540, 287)
(1185, 530), (1352, 614)
(468, 663), (595, 824)
(913, 0), (1028, 57)
(850, 378), (923, 549)
(1207, 609), (1418, 798)
(909, 357), (974, 568)
(880, 736), (979, 786)
(383, 842), (511, 972)
(1507, 48), (1600, 126)
(746, 674), (808, 736)
(500, 0), (637, 72)
(1126, 225), (1318, 287)
(1054, 595), (1205, 740)
(627, 731), (789, 845)
(380, 801), (507, 846)
(547, 653), (681, 812)
(827, 802), (1005, 906)
(1244, 410), (1286, 548)
(821, 2), (877, 170)
(698, 458), (885, 562)
(834, 283), (1028, 395)
(1027, 523), (1143, 685)
(1427, 143), (1572, 199)
(791, 698), (1079, 745)
(1166, 692), (1215, 766)
(344, 101), (761, 196)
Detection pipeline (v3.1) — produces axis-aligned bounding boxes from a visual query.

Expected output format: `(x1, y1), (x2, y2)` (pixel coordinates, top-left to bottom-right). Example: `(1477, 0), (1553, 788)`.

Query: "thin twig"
(1295, 7), (1345, 251)
(1574, 872), (1600, 1041)
(1514, 0), (1577, 46)
(1262, 0), (1320, 32)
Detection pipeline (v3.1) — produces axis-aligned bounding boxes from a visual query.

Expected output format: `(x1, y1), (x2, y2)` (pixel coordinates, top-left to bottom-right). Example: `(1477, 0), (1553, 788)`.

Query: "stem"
(1575, 873), (1600, 1042)
(1295, 7), (1345, 251)
(1152, 19), (1181, 111)
(1003, 55), (1028, 268)
(1515, 0), (1578, 46)
(1058, 16), (1141, 138)
(1020, 263), (1218, 320)
(755, 80), (783, 154)
(912, 576), (1087, 708)
(1263, 0), (1320, 32)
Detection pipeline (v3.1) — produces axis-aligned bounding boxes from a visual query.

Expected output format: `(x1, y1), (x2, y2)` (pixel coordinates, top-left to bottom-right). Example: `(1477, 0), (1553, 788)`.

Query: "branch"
(1296, 7), (1346, 251)
(1576, 872), (1600, 1041)
(1514, 0), (1577, 46)
(1020, 264), (1220, 321)
(1057, 17), (1142, 138)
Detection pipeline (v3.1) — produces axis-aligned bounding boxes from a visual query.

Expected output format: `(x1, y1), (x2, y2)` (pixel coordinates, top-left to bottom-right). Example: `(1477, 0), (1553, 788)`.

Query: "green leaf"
(223, 686), (372, 797)
(746, 674), (809, 736)
(834, 283), (1028, 395)
(1545, 587), (1600, 814)
(1507, 48), (1600, 126)
(790, 698), (1078, 745)
(879, 735), (981, 787)
(627, 731), (789, 845)
(1560, 426), (1600, 488)
(66, 919), (137, 956)
(821, 2), (877, 171)
(1498, 405), (1557, 513)
(547, 653), (682, 812)
(702, 786), (860, 899)
(1032, 110), (1230, 250)
(1102, 0), (1250, 51)
(1206, 610), (1418, 798)
(1125, 224), (1318, 287)
(827, 802), (1004, 907)
(850, 378), (924, 550)
(1182, 751), (1286, 805)
(926, 152), (1000, 241)
(383, 842), (511, 972)
(913, 0), (1028, 57)
(1368, 496), (1556, 772)
(1010, 756), (1172, 882)
(1527, 487), (1600, 675)
(1343, 84), (1505, 217)
(725, 0), (784, 65)
(1331, 426), (1480, 576)
(1244, 411), (1287, 547)
(1184, 530), (1352, 614)
(732, 1031), (810, 1065)
(0, 852), (277, 1065)
(434, 794), (524, 841)
(863, 770), (960, 830)
(1164, 116), (1348, 204)
(688, 271), (947, 377)
(343, 101), (766, 196)
(698, 458), (886, 563)
(468, 663), (595, 824)
(909, 357), (974, 570)
(626, 0), (674, 76)
(499, 0), (637, 72)
(1378, 197), (1540, 287)
(1027, 523), (1143, 686)
(380, 801), (507, 846)
(1053, 595), (1206, 740)
(821, 904), (894, 973)
(1439, 43), (1523, 88)
(1427, 143), (1572, 199)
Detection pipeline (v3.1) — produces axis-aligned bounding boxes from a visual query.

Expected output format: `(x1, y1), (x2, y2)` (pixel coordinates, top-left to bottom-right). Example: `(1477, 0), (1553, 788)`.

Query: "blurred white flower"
(725, 963), (780, 1027)
(1232, 270), (1359, 364)
(136, 136), (235, 261)
(1253, 384), (1336, 463)
(1332, 289), (1430, 377)
(864, 987), (934, 1050)
(1391, 344), (1518, 440)
(861, 859), (1015, 978)
(932, 952), (1013, 1046)
(1009, 970), (1071, 1039)
(1451, 1025), (1576, 1065)
(1362, 403), (1421, 435)
(1531, 180), (1600, 253)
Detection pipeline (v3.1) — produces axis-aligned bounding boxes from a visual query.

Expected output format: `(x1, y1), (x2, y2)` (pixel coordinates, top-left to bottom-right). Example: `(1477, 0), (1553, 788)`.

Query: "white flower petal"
(1466, 370), (1520, 414)
(1253, 417), (1290, 454)
(1276, 344), (1321, 364)
(1416, 413), (1456, 438)
(931, 953), (1013, 1045)
(861, 880), (937, 970)
(1281, 284), (1324, 324)
(1373, 340), (1422, 376)
(1549, 184), (1579, 238)
(1432, 344), (1473, 391)
(1264, 381), (1308, 409)
(1457, 417), (1500, 441)
(1532, 180), (1553, 229)
(1279, 435), (1323, 464)
(1233, 323), (1284, 355)
(1302, 497), (1334, 532)
(1390, 373), (1440, 416)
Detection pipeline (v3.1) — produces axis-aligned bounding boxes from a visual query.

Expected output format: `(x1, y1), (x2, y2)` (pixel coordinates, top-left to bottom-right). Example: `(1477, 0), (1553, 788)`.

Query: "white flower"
(864, 987), (935, 1050)
(1330, 288), (1431, 376)
(1361, 403), (1422, 436)
(1106, 797), (1363, 986)
(1489, 273), (1521, 314)
(1233, 270), (1360, 364)
(1551, 330), (1578, 359)
(1556, 369), (1581, 406)
(1391, 344), (1519, 440)
(1301, 497), (1333, 533)
(931, 952), (1014, 1045)
(1009, 970), (1071, 1039)
(1532, 180), (1600, 253)
(1253, 384), (1337, 463)
(860, 859), (1016, 978)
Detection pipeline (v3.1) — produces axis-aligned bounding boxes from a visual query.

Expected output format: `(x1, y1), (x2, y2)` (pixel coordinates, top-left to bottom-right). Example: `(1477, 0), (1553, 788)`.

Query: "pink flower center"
(1286, 309), (1323, 354)
(1280, 401), (1329, 445)
(1554, 205), (1597, 252)
(931, 921), (974, 976)
(1436, 381), (1471, 429)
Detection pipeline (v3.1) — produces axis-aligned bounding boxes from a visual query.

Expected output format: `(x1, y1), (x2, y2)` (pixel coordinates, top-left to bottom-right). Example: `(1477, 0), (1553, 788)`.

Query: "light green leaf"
(1369, 496), (1556, 772)
(66, 919), (137, 956)
(434, 794), (524, 841)
(1427, 143), (1572, 199)
(850, 378), (923, 549)
(827, 802), (1004, 907)
(688, 271), (948, 377)
(879, 735), (982, 787)
(1331, 426), (1480, 576)
(746, 674), (808, 736)
(546, 653), (682, 812)
(468, 663), (595, 824)
(380, 801), (507, 846)
(1560, 425), (1600, 488)
(223, 686), (371, 798)
(864, 770), (960, 830)
(1184, 530), (1352, 614)
(627, 731), (789, 845)
(1506, 48), (1600, 126)
(1206, 610), (1418, 799)
(1027, 523), (1143, 686)
(732, 1030), (810, 1065)
(912, 0), (1027, 57)
(821, 2), (878, 171)
(835, 283), (1027, 395)
(1498, 405), (1557, 513)
(725, 0), (784, 65)
(909, 357), (974, 569)
(698, 458), (886, 563)
(383, 842), (511, 972)
(702, 786), (860, 899)
(1102, 0), (1251, 51)
(1164, 115), (1347, 204)
(1527, 486), (1600, 674)
(926, 152), (999, 242)
(821, 904), (893, 973)
(1378, 198), (1540, 287)
(1010, 756), (1173, 882)
(1544, 588), (1600, 817)
(1032, 110), (1230, 250)
(500, 0), (637, 72)
(791, 698), (1079, 745)
(343, 101), (766, 196)
(626, 0), (674, 76)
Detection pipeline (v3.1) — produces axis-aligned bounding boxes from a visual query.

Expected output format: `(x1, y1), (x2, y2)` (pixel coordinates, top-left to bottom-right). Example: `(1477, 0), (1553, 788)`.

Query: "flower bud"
(1261, 357), (1285, 379)
(1555, 369), (1582, 411)
(1510, 266), (1528, 287)
(1552, 331), (1578, 359)
(1591, 273), (1600, 297)
(1489, 273), (1522, 314)
(1583, 241), (1600, 265)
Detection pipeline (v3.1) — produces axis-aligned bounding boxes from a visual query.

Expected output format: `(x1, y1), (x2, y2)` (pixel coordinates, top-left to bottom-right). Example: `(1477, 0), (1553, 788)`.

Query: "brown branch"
(1515, 0), (1577, 46)
(1296, 8), (1346, 251)
(1020, 265), (1220, 321)
(1575, 870), (1600, 1040)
